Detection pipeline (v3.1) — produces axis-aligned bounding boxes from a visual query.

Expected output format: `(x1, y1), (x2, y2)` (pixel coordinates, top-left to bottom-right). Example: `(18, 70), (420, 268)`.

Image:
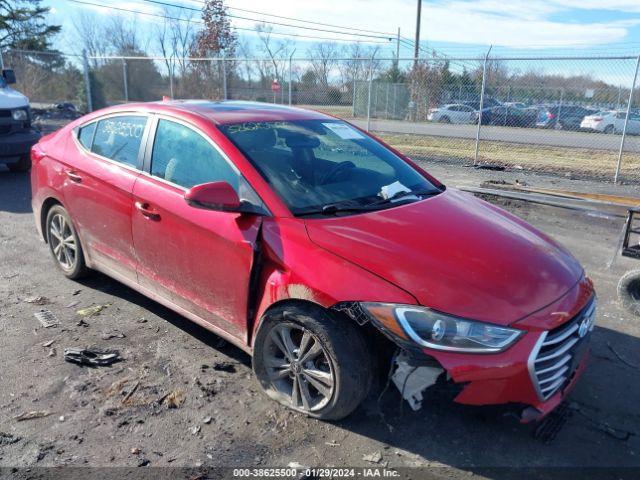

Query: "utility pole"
(413, 0), (422, 68)
(395, 27), (401, 67)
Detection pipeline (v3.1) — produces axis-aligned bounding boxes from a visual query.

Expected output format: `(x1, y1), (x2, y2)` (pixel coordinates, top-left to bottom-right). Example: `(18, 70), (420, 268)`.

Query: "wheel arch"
(251, 298), (328, 348)
(40, 196), (63, 243)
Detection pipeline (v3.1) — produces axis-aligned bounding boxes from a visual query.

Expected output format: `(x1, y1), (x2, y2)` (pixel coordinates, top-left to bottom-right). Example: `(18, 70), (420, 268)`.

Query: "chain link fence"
(5, 49), (640, 185)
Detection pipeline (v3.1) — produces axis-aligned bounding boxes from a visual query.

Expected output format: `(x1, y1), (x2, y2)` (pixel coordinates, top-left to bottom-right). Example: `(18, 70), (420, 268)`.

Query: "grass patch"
(377, 133), (640, 180)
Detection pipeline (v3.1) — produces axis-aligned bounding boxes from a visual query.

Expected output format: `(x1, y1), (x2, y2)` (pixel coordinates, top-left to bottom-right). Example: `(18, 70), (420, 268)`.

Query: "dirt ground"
(1, 157), (640, 480)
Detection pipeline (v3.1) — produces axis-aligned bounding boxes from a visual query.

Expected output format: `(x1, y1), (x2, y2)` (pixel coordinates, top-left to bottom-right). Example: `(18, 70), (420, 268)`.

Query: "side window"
(449, 105), (460, 111)
(78, 122), (96, 149)
(150, 119), (239, 190)
(91, 115), (147, 167)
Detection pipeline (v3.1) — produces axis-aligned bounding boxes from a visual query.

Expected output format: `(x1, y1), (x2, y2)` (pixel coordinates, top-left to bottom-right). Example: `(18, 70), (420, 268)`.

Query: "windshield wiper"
(365, 189), (441, 207)
(295, 189), (441, 217)
(295, 201), (377, 217)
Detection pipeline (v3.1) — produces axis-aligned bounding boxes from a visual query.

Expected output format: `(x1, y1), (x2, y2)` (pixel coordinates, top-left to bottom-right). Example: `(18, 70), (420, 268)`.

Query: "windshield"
(218, 119), (440, 216)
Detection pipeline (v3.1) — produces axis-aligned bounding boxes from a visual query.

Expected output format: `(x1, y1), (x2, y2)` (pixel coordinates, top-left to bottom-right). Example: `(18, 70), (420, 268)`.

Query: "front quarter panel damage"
(249, 217), (417, 346)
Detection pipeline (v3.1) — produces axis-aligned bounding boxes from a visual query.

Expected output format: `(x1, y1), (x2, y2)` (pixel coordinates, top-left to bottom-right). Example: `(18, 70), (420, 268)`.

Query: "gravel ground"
(1, 157), (640, 480)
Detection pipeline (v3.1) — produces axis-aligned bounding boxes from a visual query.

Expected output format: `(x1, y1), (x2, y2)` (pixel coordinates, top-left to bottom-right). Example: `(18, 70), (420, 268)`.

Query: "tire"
(252, 303), (373, 421)
(45, 205), (89, 279)
(7, 155), (31, 172)
(604, 125), (614, 134)
(617, 269), (640, 317)
(439, 116), (451, 123)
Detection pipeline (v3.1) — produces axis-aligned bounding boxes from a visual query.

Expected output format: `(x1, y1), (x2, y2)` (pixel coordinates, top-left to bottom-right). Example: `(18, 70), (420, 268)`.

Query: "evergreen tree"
(0, 0), (61, 50)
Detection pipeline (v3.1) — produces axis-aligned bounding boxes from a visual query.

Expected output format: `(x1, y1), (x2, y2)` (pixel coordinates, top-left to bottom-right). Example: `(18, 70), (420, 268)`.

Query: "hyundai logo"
(578, 307), (596, 338)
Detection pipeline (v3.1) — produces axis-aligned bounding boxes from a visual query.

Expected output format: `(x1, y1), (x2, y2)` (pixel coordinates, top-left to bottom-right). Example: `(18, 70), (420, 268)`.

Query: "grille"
(0, 125), (11, 134)
(529, 298), (596, 400)
(0, 110), (11, 118)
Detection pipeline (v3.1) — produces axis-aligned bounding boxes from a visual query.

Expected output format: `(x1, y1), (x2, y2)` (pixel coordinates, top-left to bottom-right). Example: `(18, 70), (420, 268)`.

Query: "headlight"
(361, 303), (524, 353)
(12, 109), (28, 121)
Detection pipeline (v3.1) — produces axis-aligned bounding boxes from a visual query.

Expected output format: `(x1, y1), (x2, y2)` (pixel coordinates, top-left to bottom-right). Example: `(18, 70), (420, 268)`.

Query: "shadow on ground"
(0, 170), (32, 214)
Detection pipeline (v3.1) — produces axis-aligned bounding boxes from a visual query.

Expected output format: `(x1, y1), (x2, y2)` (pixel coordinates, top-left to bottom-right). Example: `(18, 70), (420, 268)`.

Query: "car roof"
(103, 100), (334, 125)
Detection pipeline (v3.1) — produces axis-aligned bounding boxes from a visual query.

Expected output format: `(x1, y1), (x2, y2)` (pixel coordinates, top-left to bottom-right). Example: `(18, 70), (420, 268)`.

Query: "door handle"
(65, 170), (82, 183)
(135, 201), (161, 221)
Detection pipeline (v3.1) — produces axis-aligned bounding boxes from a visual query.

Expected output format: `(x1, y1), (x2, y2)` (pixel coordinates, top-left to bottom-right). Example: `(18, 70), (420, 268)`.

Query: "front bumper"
(0, 129), (41, 161)
(426, 331), (590, 422)
(418, 277), (595, 422)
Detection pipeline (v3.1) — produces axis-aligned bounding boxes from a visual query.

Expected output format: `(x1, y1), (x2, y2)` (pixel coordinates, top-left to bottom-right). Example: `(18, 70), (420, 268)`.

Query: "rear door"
(449, 105), (465, 123)
(628, 113), (640, 134)
(63, 114), (149, 282)
(131, 116), (264, 343)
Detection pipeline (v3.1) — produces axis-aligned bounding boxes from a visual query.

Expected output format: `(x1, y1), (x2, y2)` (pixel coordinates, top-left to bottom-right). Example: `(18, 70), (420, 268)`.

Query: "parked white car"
(614, 112), (640, 135)
(580, 111), (618, 133)
(0, 69), (40, 171)
(428, 104), (476, 124)
(582, 111), (640, 134)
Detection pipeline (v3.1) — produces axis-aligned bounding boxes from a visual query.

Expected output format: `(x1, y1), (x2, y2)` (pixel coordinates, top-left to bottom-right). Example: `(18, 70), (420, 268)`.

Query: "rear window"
(91, 115), (147, 168)
(77, 122), (96, 149)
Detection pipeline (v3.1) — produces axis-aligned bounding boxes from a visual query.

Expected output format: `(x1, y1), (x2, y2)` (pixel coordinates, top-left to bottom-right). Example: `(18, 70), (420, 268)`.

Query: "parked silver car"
(427, 104), (476, 124)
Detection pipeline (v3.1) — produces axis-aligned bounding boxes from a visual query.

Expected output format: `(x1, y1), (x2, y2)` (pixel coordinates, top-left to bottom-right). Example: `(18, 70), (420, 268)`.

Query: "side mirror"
(2, 69), (16, 85)
(184, 181), (241, 212)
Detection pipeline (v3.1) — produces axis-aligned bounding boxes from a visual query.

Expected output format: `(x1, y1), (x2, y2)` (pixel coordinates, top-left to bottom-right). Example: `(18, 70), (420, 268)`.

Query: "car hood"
(305, 188), (583, 326)
(0, 86), (29, 109)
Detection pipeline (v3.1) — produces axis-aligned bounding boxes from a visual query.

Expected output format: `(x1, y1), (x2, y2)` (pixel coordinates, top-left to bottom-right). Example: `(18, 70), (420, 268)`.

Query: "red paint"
(31, 101), (594, 416)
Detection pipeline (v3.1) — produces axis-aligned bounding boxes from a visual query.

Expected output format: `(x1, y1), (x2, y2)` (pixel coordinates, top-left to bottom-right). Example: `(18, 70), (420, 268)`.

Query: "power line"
(68, 0), (392, 44)
(179, 0), (397, 37)
(141, 0), (393, 41)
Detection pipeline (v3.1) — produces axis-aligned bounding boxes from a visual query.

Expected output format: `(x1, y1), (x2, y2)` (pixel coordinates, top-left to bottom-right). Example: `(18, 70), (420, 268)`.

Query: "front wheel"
(252, 304), (372, 420)
(46, 205), (89, 279)
(603, 125), (614, 134)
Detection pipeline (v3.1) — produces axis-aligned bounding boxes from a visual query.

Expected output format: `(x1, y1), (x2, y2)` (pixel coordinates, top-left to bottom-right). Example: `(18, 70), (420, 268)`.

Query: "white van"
(0, 69), (41, 172)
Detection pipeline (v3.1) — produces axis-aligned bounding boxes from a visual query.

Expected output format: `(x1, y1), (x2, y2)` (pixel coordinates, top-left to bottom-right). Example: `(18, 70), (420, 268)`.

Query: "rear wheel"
(7, 155), (31, 172)
(45, 205), (89, 279)
(253, 304), (372, 420)
(439, 116), (451, 123)
(618, 269), (640, 317)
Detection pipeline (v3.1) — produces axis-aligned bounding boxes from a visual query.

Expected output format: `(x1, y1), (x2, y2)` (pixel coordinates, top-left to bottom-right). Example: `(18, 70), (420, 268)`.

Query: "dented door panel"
(132, 174), (261, 343)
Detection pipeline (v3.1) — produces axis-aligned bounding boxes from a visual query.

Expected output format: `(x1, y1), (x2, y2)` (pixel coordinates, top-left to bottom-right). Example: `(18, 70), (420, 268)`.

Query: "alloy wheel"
(49, 213), (77, 271)
(263, 324), (335, 412)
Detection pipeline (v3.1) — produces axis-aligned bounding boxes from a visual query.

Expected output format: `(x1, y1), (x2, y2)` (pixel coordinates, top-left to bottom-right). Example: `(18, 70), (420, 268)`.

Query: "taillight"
(592, 117), (603, 121)
(31, 144), (46, 163)
(547, 113), (556, 120)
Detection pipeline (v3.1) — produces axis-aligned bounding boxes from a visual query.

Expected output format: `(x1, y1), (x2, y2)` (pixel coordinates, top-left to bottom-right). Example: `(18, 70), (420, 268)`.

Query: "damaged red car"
(31, 101), (596, 422)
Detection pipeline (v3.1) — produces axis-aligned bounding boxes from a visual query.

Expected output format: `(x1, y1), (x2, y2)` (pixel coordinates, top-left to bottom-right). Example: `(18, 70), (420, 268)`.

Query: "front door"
(131, 117), (262, 343)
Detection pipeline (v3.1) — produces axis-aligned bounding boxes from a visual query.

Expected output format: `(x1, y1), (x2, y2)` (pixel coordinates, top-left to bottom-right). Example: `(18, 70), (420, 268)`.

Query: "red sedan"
(31, 101), (596, 421)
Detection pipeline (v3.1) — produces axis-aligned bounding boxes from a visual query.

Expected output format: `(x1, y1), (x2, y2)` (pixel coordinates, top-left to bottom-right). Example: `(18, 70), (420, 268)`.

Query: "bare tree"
(70, 12), (109, 68)
(105, 15), (139, 54)
(338, 43), (380, 93)
(170, 12), (197, 78)
(155, 10), (179, 91)
(255, 23), (293, 85)
(236, 39), (256, 84)
(307, 43), (338, 87)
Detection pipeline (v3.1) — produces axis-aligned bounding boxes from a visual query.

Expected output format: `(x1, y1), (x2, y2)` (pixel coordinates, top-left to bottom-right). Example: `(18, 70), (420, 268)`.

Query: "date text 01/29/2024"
(232, 468), (401, 477)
